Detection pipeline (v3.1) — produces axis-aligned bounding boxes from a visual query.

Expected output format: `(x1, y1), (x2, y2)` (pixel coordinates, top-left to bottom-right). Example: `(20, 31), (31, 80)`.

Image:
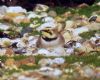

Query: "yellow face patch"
(42, 30), (56, 38)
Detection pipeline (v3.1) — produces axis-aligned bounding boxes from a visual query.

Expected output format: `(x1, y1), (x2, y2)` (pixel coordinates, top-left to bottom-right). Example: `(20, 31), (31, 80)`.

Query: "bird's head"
(40, 27), (57, 39)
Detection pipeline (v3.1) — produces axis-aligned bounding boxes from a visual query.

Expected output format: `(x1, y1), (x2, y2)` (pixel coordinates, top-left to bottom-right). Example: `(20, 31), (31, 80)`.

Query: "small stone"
(51, 47), (66, 56)
(38, 58), (53, 67)
(55, 16), (64, 22)
(53, 58), (65, 65)
(48, 10), (57, 17)
(82, 66), (95, 78)
(7, 6), (27, 13)
(95, 67), (100, 78)
(40, 12), (48, 17)
(97, 2), (100, 6)
(5, 58), (17, 70)
(37, 49), (51, 56)
(37, 21), (57, 31)
(5, 48), (14, 57)
(0, 61), (5, 68)
(73, 26), (89, 36)
(34, 4), (49, 12)
(65, 20), (74, 29)
(0, 49), (6, 56)
(15, 56), (35, 67)
(39, 67), (62, 77)
(65, 48), (74, 56)
(0, 23), (10, 31)
(1, 38), (11, 47)
(0, 6), (7, 15)
(78, 3), (89, 8)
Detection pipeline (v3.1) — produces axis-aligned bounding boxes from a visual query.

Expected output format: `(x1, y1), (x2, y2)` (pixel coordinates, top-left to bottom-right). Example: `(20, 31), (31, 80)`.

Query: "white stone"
(12, 73), (21, 77)
(16, 41), (26, 48)
(38, 58), (53, 66)
(73, 26), (89, 36)
(7, 6), (27, 13)
(66, 48), (74, 56)
(0, 6), (7, 15)
(53, 58), (65, 64)
(27, 12), (40, 19)
(35, 4), (49, 12)
(74, 42), (82, 48)
(40, 67), (53, 71)
(13, 15), (26, 23)
(37, 49), (51, 55)
(36, 22), (57, 31)
(51, 47), (66, 56)
(0, 38), (11, 47)
(39, 67), (62, 77)
(97, 2), (100, 6)
(53, 68), (62, 77)
(28, 36), (38, 47)
(65, 20), (74, 29)
(0, 23), (10, 30)
(40, 12), (48, 17)
(0, 49), (6, 56)
(18, 75), (26, 80)
(11, 38), (21, 43)
(83, 66), (95, 78)
(42, 17), (55, 23)
(18, 75), (34, 80)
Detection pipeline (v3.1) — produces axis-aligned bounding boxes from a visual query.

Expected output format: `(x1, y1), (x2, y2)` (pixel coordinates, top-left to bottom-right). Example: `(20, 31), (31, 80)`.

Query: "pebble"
(97, 2), (100, 6)
(7, 6), (27, 13)
(65, 48), (74, 56)
(36, 21), (57, 31)
(65, 20), (74, 29)
(53, 58), (65, 64)
(35, 4), (49, 12)
(37, 49), (51, 56)
(48, 10), (57, 17)
(0, 38), (11, 47)
(51, 48), (66, 56)
(73, 26), (89, 36)
(18, 75), (34, 80)
(39, 67), (62, 77)
(0, 6), (7, 15)
(38, 58), (53, 66)
(27, 12), (40, 19)
(0, 49), (6, 56)
(82, 66), (95, 78)
(0, 23), (10, 31)
(39, 58), (65, 67)
(39, 12), (48, 17)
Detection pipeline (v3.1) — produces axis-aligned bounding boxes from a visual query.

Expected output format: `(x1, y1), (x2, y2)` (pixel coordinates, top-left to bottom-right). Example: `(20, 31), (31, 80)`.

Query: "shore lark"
(36, 27), (65, 48)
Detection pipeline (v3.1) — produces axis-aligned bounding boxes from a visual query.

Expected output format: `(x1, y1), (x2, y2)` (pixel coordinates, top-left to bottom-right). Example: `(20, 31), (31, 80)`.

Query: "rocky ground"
(0, 2), (100, 80)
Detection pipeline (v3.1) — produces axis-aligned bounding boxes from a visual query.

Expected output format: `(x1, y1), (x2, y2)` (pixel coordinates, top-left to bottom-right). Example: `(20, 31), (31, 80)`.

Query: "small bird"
(36, 27), (65, 48)
(88, 15), (97, 22)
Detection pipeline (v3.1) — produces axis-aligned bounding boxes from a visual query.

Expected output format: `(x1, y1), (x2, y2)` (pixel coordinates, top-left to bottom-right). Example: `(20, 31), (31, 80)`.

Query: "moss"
(79, 30), (99, 39)
(31, 30), (42, 35)
(19, 65), (40, 70)
(52, 4), (100, 17)
(77, 5), (98, 17)
(6, 69), (20, 75)
(18, 22), (30, 27)
(12, 55), (28, 61)
(64, 51), (100, 67)
(0, 56), (8, 62)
